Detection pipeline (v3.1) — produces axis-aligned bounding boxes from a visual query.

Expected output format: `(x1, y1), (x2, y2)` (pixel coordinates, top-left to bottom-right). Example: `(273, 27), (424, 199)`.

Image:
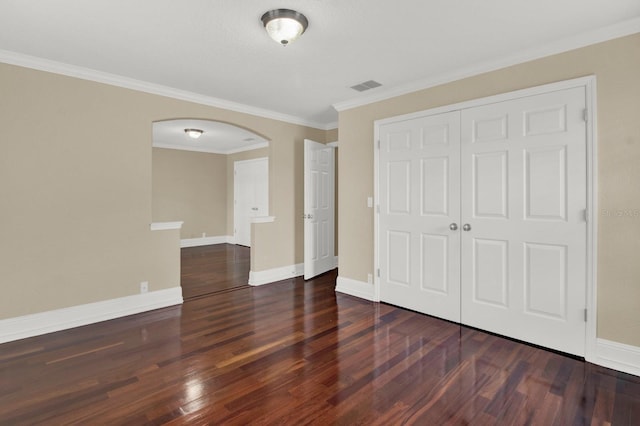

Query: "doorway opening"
(151, 118), (270, 299)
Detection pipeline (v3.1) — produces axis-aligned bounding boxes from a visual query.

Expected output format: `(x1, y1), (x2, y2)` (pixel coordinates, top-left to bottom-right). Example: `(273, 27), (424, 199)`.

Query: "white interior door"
(234, 158), (268, 247)
(304, 139), (335, 280)
(460, 87), (587, 355)
(378, 112), (461, 322)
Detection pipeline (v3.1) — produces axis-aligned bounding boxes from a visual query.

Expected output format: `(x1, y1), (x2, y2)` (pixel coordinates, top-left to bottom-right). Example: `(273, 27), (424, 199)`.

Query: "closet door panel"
(460, 87), (587, 356)
(379, 112), (461, 322)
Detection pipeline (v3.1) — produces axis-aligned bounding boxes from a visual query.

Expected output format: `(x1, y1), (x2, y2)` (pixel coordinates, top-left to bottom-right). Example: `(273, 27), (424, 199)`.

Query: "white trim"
(374, 76), (597, 358)
(0, 287), (183, 344)
(180, 236), (232, 248)
(150, 221), (183, 231)
(335, 276), (377, 302)
(251, 216), (275, 224)
(333, 256), (339, 269)
(248, 263), (304, 286)
(374, 76), (596, 127)
(225, 142), (269, 155)
(592, 339), (640, 377)
(327, 141), (339, 148)
(152, 141), (269, 155)
(0, 49), (333, 131)
(234, 157), (269, 166)
(333, 17), (640, 112)
(374, 115), (382, 303)
(585, 79), (599, 363)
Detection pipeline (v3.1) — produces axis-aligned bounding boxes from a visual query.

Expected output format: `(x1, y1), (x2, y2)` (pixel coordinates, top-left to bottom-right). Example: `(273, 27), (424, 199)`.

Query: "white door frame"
(374, 76), (598, 360)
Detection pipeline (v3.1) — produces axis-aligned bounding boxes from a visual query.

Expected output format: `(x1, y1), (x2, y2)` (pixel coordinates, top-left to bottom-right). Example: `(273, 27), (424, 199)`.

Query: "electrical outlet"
(367, 273), (373, 284)
(140, 281), (149, 294)
(202, 232), (206, 238)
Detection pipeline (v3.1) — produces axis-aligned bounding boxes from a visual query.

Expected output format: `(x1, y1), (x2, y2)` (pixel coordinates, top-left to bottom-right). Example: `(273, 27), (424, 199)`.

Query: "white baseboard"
(335, 275), (376, 301)
(591, 338), (640, 377)
(0, 287), (183, 344)
(249, 263), (304, 286)
(180, 236), (233, 248)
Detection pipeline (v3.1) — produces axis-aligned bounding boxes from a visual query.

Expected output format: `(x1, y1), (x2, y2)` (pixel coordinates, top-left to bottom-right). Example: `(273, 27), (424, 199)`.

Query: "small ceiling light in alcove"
(184, 128), (204, 139)
(261, 9), (308, 46)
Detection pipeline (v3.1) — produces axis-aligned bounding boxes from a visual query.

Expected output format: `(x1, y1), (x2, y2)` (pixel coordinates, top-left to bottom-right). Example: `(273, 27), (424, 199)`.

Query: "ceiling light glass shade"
(261, 9), (308, 46)
(184, 128), (204, 139)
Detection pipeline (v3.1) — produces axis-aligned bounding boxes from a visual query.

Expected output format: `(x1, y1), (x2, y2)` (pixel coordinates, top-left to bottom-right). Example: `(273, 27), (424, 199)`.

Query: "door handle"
(463, 223), (471, 231)
(251, 207), (258, 211)
(449, 223), (458, 231)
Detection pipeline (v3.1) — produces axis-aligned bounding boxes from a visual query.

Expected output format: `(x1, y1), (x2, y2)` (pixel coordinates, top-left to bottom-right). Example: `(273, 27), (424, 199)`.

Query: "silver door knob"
(463, 223), (471, 231)
(449, 223), (458, 231)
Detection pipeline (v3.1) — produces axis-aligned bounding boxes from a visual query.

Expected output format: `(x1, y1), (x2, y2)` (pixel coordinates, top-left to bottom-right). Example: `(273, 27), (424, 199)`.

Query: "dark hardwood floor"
(1, 246), (639, 424)
(181, 244), (250, 299)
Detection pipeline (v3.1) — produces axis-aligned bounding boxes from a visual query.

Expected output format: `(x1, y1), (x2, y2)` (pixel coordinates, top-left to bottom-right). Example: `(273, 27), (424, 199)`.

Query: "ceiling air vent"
(350, 80), (382, 92)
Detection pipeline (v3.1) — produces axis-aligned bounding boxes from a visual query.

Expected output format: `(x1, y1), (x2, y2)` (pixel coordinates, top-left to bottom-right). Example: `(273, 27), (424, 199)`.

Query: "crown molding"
(333, 17), (640, 112)
(0, 49), (332, 130)
(152, 141), (269, 155)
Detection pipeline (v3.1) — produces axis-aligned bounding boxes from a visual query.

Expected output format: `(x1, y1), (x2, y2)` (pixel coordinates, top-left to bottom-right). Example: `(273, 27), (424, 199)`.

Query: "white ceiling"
(153, 119), (269, 154)
(1, 1), (639, 129)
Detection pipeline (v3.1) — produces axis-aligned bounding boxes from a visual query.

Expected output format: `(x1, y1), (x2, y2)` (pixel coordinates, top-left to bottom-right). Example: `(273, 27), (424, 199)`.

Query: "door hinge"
(583, 108), (588, 122)
(584, 308), (588, 322)
(584, 208), (589, 222)
(377, 268), (380, 277)
(376, 205), (380, 214)
(377, 140), (381, 149)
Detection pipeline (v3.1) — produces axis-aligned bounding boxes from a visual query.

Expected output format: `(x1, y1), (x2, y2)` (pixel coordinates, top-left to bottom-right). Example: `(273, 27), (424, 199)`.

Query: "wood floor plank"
(0, 244), (638, 424)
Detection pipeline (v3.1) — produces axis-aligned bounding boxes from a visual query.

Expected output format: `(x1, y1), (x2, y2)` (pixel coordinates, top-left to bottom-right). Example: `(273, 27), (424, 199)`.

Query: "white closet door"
(379, 111), (461, 322)
(460, 87), (587, 355)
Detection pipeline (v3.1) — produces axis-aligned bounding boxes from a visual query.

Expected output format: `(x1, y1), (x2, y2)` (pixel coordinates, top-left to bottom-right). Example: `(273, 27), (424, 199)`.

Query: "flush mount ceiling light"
(261, 9), (308, 46)
(184, 128), (204, 139)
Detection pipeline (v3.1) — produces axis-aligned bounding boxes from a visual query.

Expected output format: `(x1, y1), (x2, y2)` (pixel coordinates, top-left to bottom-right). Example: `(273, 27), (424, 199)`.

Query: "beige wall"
(326, 128), (338, 143)
(338, 33), (640, 346)
(0, 62), (327, 320)
(152, 148), (227, 239)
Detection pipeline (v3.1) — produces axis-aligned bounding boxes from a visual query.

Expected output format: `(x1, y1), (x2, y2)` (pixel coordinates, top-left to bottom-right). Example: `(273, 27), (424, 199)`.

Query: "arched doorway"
(151, 118), (270, 299)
